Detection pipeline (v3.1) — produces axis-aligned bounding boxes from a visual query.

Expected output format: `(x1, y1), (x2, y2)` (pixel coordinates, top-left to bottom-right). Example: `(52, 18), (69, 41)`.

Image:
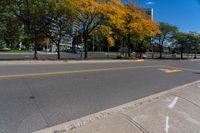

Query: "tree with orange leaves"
(72, 0), (125, 59)
(118, 2), (160, 57)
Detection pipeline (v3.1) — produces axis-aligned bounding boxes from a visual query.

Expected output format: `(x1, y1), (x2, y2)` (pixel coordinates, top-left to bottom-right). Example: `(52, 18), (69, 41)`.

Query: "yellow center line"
(0, 64), (199, 79)
(159, 68), (183, 73)
(135, 59), (145, 62)
(0, 65), (161, 79)
(163, 66), (200, 73)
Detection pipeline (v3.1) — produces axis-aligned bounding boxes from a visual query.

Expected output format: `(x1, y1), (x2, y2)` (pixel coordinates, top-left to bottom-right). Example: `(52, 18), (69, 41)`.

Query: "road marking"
(135, 59), (145, 62)
(0, 65), (161, 79)
(166, 66), (200, 73)
(0, 64), (199, 79)
(159, 68), (183, 73)
(165, 116), (170, 133)
(168, 97), (179, 109)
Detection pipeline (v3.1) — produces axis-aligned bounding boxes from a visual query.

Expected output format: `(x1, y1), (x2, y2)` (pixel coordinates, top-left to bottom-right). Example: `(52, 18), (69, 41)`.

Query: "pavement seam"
(169, 93), (200, 109)
(22, 78), (49, 127)
(120, 113), (149, 133)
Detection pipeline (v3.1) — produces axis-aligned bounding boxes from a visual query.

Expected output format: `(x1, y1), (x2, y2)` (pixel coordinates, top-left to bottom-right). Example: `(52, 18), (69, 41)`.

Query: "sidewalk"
(34, 80), (200, 133)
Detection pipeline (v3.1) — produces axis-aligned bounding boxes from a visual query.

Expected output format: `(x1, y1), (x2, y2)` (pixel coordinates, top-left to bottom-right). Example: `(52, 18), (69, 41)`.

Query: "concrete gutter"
(34, 80), (200, 133)
(0, 59), (144, 66)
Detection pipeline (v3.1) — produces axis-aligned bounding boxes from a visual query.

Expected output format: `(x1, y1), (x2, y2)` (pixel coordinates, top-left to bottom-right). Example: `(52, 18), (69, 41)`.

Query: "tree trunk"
(82, 23), (88, 59)
(4, 38), (10, 48)
(107, 43), (110, 58)
(83, 32), (88, 59)
(181, 45), (183, 59)
(57, 44), (61, 60)
(159, 35), (165, 59)
(194, 46), (197, 59)
(84, 38), (88, 59)
(34, 43), (38, 60)
(159, 44), (163, 59)
(181, 52), (183, 59)
(34, 32), (38, 60)
(127, 33), (131, 57)
(152, 44), (154, 59)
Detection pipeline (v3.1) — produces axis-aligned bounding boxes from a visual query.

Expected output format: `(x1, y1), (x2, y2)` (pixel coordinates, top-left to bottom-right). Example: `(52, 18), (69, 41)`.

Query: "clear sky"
(132, 0), (200, 33)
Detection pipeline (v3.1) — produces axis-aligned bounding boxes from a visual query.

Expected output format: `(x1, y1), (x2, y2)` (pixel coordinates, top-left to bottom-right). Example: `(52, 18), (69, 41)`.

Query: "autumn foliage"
(1, 0), (160, 59)
(70, 0), (160, 58)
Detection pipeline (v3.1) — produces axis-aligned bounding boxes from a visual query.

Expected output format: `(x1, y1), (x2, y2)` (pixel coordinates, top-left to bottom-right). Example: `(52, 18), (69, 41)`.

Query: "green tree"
(155, 22), (178, 58)
(174, 32), (200, 59)
(45, 0), (75, 59)
(0, 15), (22, 49)
(5, 0), (49, 59)
(0, 1), (23, 50)
(189, 33), (200, 59)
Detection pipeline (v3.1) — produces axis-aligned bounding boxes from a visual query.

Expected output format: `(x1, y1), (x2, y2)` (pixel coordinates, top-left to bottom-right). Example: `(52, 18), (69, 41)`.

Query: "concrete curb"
(0, 60), (144, 66)
(34, 80), (200, 133)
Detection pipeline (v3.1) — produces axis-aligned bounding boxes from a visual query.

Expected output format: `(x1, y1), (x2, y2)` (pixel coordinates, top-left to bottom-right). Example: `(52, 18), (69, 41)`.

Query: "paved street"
(0, 60), (199, 133)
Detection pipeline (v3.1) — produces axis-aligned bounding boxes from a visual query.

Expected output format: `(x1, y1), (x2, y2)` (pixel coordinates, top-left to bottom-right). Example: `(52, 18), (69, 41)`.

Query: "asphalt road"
(0, 60), (199, 133)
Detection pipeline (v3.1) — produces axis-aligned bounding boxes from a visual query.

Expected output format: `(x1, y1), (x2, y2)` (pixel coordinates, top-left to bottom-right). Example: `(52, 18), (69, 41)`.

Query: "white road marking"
(168, 97), (179, 109)
(165, 116), (170, 133)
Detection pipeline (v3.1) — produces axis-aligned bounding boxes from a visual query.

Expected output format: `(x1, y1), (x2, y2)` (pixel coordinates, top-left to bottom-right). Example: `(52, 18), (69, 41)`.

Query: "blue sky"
(132, 0), (200, 33)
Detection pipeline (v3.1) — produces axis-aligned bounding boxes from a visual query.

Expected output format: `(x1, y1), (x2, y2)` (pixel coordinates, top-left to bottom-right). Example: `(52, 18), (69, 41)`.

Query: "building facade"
(143, 8), (154, 21)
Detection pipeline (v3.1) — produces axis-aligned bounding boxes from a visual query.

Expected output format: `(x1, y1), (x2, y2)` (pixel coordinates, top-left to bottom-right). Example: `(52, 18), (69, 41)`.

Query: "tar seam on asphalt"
(22, 77), (49, 127)
(29, 96), (36, 100)
(192, 72), (200, 74)
(83, 77), (89, 79)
